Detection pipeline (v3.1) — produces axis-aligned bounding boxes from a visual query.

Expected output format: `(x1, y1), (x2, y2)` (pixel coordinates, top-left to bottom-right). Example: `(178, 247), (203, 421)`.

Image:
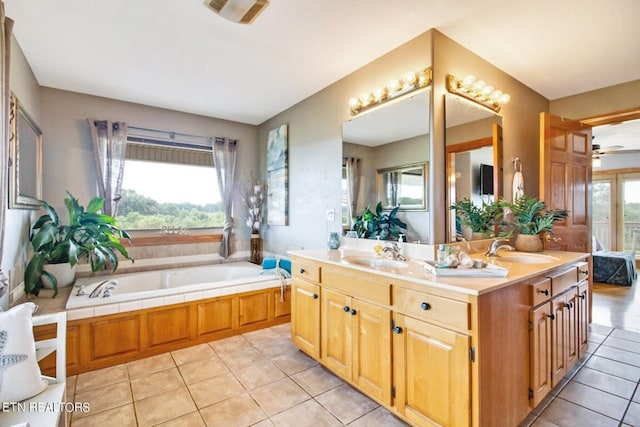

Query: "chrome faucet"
(381, 242), (408, 261)
(486, 238), (515, 257)
(89, 279), (118, 298)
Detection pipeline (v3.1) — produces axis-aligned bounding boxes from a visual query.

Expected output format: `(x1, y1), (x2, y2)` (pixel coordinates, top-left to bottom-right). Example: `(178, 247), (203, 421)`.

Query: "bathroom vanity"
(289, 248), (590, 427)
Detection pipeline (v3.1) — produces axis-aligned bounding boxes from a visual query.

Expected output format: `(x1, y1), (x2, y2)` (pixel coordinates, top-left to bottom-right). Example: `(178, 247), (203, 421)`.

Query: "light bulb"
(417, 71), (427, 86)
(462, 75), (476, 88)
(387, 79), (402, 92)
(373, 87), (387, 102)
(472, 80), (486, 92)
(403, 71), (417, 86)
(348, 97), (361, 110)
(481, 85), (494, 97)
(500, 93), (511, 104)
(490, 90), (503, 101)
(360, 92), (372, 106)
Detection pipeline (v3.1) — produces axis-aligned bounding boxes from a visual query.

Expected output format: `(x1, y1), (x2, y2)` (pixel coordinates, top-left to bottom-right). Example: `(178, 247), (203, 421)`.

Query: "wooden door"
(290, 278), (320, 358)
(393, 314), (470, 427)
(550, 294), (568, 387)
(351, 299), (392, 405)
(529, 303), (552, 408)
(577, 282), (589, 356)
(321, 288), (352, 379)
(539, 113), (592, 252)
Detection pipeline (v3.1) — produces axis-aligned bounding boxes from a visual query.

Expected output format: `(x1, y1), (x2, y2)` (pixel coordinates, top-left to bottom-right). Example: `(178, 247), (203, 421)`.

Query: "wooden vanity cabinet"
(291, 276), (321, 358)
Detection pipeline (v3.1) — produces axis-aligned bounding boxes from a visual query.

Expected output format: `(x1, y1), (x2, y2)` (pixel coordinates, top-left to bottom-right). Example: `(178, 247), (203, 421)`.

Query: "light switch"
(326, 209), (335, 221)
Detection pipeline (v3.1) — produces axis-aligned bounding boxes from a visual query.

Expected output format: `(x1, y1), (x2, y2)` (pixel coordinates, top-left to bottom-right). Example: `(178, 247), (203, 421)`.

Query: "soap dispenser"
(437, 244), (447, 266)
(374, 236), (383, 255)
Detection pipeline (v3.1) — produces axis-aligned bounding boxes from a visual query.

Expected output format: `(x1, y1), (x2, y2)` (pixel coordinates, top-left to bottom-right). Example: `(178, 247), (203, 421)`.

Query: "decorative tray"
(422, 261), (509, 278)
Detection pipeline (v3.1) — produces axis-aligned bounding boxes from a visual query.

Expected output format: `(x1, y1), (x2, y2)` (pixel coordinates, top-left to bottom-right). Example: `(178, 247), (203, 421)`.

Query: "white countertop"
(289, 248), (589, 296)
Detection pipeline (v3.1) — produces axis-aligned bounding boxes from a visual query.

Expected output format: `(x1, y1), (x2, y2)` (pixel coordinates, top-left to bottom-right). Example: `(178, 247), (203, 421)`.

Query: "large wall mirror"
(342, 89), (431, 242)
(9, 93), (43, 209)
(445, 94), (503, 242)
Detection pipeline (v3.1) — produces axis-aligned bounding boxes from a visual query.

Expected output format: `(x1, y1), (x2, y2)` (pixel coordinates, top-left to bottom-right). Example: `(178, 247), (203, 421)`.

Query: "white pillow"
(0, 302), (48, 402)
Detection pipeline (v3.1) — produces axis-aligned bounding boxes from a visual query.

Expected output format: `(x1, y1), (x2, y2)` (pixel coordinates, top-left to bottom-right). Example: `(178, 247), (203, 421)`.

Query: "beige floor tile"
(348, 406), (410, 427)
(253, 336), (299, 359)
(270, 323), (291, 337)
(537, 398), (619, 427)
(134, 385), (196, 427)
(315, 383), (379, 424)
(251, 419), (276, 427)
(178, 355), (229, 384)
(209, 335), (253, 353)
(70, 403), (136, 427)
(530, 417), (561, 426)
(128, 352), (176, 378)
(595, 345), (640, 367)
(172, 343), (216, 366)
(73, 381), (132, 419)
(243, 326), (281, 345)
(130, 367), (185, 401)
(611, 328), (640, 343)
(154, 411), (206, 427)
(290, 365), (343, 396)
(585, 355), (640, 381)
(250, 377), (311, 416)
(624, 402), (640, 426)
(270, 399), (342, 427)
(589, 332), (608, 344)
(217, 346), (267, 370)
(603, 336), (640, 353)
(530, 392), (555, 417)
(232, 358), (286, 390)
(558, 382), (628, 420)
(572, 367), (637, 399)
(187, 372), (244, 408)
(75, 364), (129, 393)
(199, 392), (267, 427)
(272, 349), (319, 375)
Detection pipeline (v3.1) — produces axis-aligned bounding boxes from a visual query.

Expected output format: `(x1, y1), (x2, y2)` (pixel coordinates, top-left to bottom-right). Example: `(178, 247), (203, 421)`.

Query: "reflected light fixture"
(592, 156), (602, 168)
(349, 68), (432, 115)
(446, 74), (511, 113)
(204, 0), (270, 24)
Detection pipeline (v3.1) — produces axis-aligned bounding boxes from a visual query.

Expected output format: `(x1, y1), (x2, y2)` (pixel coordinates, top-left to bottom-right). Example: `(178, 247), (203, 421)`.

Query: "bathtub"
(65, 262), (288, 311)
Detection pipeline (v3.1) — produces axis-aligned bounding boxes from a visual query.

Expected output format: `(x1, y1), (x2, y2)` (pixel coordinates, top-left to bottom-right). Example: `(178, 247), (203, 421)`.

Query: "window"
(116, 128), (223, 231)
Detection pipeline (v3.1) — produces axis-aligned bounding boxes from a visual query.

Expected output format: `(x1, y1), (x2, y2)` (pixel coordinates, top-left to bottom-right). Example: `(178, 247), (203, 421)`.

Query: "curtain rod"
(128, 125), (213, 143)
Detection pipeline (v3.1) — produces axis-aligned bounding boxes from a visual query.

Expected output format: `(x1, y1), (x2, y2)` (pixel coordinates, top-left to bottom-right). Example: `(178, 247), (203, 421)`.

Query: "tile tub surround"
(61, 322), (640, 426)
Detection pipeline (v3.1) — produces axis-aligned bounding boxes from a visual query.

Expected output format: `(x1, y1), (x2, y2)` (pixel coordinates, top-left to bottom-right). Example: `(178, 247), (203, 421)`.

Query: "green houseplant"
(24, 192), (134, 297)
(450, 198), (501, 239)
(351, 202), (408, 240)
(502, 195), (569, 251)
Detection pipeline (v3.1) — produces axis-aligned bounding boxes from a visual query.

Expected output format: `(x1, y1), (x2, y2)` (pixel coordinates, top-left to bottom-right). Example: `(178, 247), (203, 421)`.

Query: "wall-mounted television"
(480, 164), (494, 195)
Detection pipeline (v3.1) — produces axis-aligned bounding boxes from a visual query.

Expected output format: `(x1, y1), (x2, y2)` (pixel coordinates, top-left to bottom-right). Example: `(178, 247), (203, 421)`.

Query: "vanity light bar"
(446, 74), (510, 113)
(349, 68), (432, 115)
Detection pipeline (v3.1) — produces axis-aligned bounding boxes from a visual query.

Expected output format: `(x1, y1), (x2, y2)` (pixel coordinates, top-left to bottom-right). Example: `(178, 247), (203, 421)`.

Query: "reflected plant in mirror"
(450, 198), (502, 240)
(351, 202), (407, 240)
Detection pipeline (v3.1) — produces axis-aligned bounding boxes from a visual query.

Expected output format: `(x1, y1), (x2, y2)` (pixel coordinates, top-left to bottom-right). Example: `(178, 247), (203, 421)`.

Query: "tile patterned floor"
(65, 322), (640, 427)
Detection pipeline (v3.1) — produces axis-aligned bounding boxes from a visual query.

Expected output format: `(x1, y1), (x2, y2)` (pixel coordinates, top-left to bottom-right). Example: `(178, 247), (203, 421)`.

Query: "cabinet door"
(577, 282), (589, 356)
(550, 294), (568, 387)
(393, 314), (470, 427)
(566, 289), (580, 369)
(351, 299), (392, 406)
(529, 303), (552, 408)
(291, 278), (321, 358)
(321, 288), (352, 379)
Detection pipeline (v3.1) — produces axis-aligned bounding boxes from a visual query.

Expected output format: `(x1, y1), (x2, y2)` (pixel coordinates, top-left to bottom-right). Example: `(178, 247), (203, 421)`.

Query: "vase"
(514, 234), (544, 252)
(250, 233), (262, 265)
(41, 263), (77, 288)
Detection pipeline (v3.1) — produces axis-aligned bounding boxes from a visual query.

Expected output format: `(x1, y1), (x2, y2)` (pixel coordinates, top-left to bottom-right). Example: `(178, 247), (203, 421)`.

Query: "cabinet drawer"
(393, 287), (469, 332)
(322, 267), (391, 306)
(576, 261), (589, 282)
(530, 278), (552, 307)
(549, 268), (577, 296)
(292, 260), (321, 283)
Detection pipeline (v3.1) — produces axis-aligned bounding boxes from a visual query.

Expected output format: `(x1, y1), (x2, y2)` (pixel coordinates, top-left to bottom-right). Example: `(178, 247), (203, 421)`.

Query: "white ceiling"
(4, 0), (640, 126)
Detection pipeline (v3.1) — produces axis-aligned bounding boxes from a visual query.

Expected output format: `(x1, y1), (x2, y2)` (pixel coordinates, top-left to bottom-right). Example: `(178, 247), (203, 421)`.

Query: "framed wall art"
(267, 124), (288, 225)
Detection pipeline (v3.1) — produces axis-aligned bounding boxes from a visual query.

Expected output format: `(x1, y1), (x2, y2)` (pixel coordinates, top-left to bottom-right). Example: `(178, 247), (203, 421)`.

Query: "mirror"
(445, 94), (503, 242)
(9, 93), (43, 209)
(342, 89), (431, 242)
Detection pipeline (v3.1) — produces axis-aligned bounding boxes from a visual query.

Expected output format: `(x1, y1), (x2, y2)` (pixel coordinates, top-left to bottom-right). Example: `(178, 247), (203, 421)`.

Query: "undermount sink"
(342, 255), (409, 269)
(495, 253), (558, 264)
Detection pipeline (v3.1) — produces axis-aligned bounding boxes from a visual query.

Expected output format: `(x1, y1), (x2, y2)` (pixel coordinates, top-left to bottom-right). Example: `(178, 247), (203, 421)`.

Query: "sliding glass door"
(621, 174), (640, 253)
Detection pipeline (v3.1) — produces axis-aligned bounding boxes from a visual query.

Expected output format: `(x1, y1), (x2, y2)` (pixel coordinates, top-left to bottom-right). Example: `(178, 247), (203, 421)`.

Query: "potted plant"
(450, 198), (501, 240)
(502, 195), (569, 252)
(351, 202), (408, 240)
(24, 191), (134, 297)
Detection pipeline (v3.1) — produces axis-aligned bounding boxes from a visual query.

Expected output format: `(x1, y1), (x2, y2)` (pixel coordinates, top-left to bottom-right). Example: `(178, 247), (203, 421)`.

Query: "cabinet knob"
(343, 306), (350, 312)
(312, 293), (318, 299)
(547, 313), (555, 320)
(539, 289), (550, 296)
(393, 326), (403, 334)
(565, 303), (571, 309)
(299, 268), (306, 274)
(580, 294), (586, 300)
(579, 269), (589, 276)
(351, 309), (357, 316)
(420, 302), (431, 311)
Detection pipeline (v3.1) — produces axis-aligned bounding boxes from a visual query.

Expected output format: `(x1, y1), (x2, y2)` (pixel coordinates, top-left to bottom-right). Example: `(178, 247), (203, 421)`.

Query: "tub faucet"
(486, 238), (515, 257)
(381, 242), (408, 261)
(89, 279), (118, 298)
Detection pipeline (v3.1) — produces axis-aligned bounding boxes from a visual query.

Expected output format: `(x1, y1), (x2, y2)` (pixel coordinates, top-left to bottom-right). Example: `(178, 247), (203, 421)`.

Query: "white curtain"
(345, 157), (361, 226)
(213, 137), (238, 258)
(88, 119), (128, 217)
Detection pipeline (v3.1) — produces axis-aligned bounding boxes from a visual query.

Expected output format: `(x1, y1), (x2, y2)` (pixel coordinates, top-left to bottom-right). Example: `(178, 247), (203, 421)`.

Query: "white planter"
(41, 263), (77, 288)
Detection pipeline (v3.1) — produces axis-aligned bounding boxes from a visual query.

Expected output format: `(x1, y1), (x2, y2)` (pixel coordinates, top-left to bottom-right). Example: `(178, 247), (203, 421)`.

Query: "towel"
(513, 158), (524, 199)
(261, 258), (277, 270)
(278, 259), (291, 274)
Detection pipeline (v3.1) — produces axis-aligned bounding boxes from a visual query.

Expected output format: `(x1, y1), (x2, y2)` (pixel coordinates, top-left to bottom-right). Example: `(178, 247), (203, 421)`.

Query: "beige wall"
(550, 80), (640, 119)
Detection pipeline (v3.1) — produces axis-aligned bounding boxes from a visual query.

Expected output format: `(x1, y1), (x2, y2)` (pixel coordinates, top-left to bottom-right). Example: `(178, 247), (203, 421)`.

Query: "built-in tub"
(66, 261), (288, 312)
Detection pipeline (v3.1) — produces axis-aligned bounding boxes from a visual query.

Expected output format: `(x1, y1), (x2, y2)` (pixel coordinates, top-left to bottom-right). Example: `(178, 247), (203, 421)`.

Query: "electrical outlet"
(326, 209), (335, 222)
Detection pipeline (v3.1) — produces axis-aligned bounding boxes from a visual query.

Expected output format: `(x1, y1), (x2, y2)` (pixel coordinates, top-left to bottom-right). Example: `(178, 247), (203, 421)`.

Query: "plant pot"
(514, 234), (544, 252)
(41, 263), (77, 289)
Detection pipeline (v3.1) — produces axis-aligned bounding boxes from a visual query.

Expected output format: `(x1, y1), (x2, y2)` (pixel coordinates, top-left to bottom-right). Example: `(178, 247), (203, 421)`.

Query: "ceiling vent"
(204, 0), (270, 24)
